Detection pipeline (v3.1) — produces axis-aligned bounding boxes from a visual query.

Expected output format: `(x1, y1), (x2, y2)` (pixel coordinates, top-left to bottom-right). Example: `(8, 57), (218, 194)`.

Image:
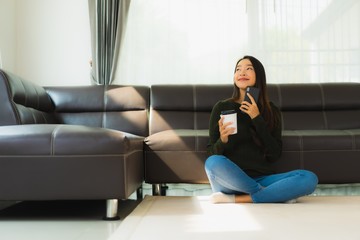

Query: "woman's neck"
(238, 89), (246, 103)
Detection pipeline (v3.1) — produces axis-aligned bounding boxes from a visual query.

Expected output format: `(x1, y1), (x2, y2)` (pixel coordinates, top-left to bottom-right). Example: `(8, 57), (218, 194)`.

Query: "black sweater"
(207, 99), (282, 177)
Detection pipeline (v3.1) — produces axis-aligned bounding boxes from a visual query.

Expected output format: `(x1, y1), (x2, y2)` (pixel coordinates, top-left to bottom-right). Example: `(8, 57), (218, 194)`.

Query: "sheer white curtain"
(113, 0), (360, 85)
(259, 0), (360, 83)
(89, 0), (130, 85)
(0, 49), (3, 69)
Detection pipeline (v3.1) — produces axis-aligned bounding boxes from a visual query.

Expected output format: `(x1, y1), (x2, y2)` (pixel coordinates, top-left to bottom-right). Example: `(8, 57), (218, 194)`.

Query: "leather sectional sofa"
(0, 70), (149, 219)
(1, 68), (360, 218)
(145, 83), (360, 194)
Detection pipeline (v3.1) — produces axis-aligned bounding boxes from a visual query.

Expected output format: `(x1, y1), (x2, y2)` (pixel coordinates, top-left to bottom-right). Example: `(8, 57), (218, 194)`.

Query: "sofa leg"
(136, 186), (143, 200)
(103, 199), (120, 221)
(152, 184), (167, 196)
(152, 184), (161, 195)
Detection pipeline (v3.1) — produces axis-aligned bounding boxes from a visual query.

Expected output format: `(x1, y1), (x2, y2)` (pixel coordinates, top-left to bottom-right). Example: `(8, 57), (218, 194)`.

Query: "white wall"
(0, 0), (16, 72)
(3, 0), (91, 86)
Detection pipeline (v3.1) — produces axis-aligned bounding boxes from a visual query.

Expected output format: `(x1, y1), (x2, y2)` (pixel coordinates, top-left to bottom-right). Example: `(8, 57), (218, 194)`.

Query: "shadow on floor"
(0, 199), (141, 221)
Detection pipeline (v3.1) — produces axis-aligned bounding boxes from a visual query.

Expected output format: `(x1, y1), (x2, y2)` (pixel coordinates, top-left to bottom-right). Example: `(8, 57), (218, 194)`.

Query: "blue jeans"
(205, 155), (318, 203)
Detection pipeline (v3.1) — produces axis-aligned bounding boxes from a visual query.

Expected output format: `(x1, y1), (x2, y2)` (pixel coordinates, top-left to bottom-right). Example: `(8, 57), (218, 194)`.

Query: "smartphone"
(243, 87), (260, 103)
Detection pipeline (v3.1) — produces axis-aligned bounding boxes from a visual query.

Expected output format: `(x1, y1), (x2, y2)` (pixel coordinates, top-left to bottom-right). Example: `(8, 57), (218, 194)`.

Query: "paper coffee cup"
(221, 110), (237, 134)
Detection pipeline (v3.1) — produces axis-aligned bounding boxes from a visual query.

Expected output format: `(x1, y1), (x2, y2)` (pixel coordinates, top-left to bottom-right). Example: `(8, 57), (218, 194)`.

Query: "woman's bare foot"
(235, 194), (253, 203)
(209, 192), (235, 203)
(210, 192), (254, 203)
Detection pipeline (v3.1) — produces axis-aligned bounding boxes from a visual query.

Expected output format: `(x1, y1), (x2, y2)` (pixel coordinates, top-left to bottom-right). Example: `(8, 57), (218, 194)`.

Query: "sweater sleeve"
(251, 103), (282, 162)
(206, 101), (226, 155)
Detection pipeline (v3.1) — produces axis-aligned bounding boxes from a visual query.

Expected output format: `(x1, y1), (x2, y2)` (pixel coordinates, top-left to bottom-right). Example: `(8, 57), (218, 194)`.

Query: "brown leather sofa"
(0, 69), (149, 219)
(1, 68), (360, 213)
(144, 83), (360, 195)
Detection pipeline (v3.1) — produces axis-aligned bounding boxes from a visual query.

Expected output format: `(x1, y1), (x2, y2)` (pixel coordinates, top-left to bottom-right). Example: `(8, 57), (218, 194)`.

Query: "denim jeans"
(205, 155), (318, 203)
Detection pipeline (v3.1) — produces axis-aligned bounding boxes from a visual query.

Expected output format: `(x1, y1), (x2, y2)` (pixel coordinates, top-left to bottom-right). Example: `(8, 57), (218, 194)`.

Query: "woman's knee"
(301, 170), (318, 184)
(306, 170), (318, 188)
(204, 155), (224, 171)
(298, 170), (319, 193)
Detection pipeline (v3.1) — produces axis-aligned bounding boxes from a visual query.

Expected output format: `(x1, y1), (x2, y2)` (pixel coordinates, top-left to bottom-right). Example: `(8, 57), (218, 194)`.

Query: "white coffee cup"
(221, 110), (237, 135)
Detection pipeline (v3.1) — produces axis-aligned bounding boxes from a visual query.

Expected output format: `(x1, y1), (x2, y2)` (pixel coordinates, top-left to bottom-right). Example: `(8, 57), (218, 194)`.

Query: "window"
(113, 0), (360, 85)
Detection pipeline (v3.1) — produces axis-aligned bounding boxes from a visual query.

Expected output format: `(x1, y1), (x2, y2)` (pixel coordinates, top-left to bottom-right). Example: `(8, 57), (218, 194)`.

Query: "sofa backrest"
(46, 85), (150, 136)
(149, 83), (360, 134)
(0, 70), (57, 126)
(149, 85), (233, 135)
(268, 83), (360, 130)
(0, 69), (150, 137)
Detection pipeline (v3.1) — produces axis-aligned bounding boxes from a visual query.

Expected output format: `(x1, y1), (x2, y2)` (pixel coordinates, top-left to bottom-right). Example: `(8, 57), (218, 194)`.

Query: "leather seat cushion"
(282, 129), (360, 151)
(144, 129), (360, 153)
(0, 124), (144, 155)
(144, 129), (209, 152)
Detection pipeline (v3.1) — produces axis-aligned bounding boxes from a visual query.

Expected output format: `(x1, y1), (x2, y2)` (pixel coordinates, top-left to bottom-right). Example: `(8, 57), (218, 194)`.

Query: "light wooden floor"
(1, 183), (360, 240)
(110, 195), (360, 240)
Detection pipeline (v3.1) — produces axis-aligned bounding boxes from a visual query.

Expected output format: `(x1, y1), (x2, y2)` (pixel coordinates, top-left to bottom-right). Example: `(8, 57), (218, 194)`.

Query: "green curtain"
(88, 0), (129, 85)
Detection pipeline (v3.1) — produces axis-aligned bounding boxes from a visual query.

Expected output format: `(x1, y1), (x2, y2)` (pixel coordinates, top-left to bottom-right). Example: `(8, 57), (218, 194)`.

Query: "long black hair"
(232, 55), (278, 131)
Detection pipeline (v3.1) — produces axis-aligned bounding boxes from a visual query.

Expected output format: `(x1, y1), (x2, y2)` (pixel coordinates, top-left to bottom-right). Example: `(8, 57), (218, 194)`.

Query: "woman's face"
(233, 58), (256, 90)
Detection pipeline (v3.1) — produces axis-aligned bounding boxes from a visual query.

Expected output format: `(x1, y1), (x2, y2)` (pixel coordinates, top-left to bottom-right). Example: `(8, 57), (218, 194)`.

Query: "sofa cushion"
(145, 129), (360, 154)
(282, 129), (360, 151)
(0, 124), (144, 155)
(149, 85), (233, 134)
(45, 85), (150, 137)
(144, 129), (208, 151)
(267, 83), (360, 130)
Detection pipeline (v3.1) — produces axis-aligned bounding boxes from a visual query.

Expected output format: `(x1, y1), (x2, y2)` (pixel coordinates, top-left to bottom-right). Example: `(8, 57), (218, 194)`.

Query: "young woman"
(205, 55), (318, 203)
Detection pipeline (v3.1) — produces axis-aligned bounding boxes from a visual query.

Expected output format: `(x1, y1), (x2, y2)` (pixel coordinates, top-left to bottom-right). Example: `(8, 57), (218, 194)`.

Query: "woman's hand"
(240, 93), (260, 119)
(218, 116), (235, 143)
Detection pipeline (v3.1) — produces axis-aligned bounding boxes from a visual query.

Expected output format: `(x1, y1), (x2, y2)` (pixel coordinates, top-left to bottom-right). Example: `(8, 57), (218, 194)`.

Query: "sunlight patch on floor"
(183, 196), (262, 233)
